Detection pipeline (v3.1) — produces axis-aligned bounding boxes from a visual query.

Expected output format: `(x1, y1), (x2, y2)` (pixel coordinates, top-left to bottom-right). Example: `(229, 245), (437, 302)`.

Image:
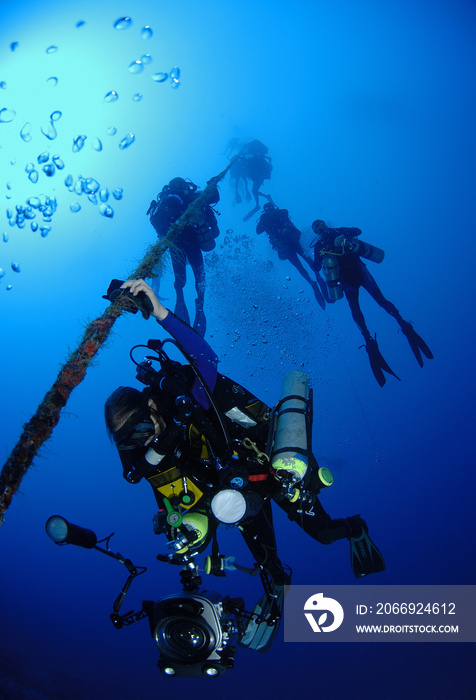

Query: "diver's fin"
(193, 302), (207, 338)
(311, 282), (326, 310)
(239, 584), (287, 653)
(243, 204), (261, 222)
(399, 321), (434, 367)
(347, 515), (385, 578)
(174, 297), (190, 325)
(364, 336), (400, 387)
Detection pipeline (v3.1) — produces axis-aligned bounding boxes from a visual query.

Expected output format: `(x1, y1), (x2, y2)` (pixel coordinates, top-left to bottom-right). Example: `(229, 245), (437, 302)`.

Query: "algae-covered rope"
(0, 161), (236, 525)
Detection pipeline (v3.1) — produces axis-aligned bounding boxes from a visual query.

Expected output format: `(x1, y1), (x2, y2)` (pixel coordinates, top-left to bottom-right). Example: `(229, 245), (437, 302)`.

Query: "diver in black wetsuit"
(104, 279), (384, 589)
(146, 177), (220, 337)
(256, 202), (327, 309)
(311, 220), (434, 386)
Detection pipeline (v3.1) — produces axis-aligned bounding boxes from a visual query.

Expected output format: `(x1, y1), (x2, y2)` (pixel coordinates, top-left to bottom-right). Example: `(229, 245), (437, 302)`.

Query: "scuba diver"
(146, 176), (220, 337)
(229, 140), (273, 221)
(103, 279), (385, 589)
(256, 201), (327, 310)
(311, 220), (434, 386)
(45, 277), (384, 677)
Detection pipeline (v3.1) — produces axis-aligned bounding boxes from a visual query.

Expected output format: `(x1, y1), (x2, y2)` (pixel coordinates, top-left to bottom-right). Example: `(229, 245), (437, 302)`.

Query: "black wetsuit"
(118, 312), (350, 586)
(148, 184), (219, 336)
(257, 206), (327, 307)
(314, 227), (403, 341)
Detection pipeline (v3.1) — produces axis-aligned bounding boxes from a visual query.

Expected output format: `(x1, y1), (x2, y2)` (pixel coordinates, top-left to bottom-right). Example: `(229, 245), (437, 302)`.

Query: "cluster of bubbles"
(24, 151), (65, 184)
(2, 194), (58, 288)
(1, 15), (177, 292)
(110, 16), (181, 93)
(6, 194), (56, 234)
(205, 230), (327, 386)
(64, 174), (123, 217)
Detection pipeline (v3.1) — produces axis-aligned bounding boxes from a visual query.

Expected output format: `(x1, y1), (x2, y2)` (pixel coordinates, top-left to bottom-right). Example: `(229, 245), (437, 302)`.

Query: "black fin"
(365, 336), (400, 386)
(243, 204), (261, 222)
(400, 321), (434, 367)
(348, 518), (385, 578)
(193, 302), (207, 338)
(238, 584), (286, 653)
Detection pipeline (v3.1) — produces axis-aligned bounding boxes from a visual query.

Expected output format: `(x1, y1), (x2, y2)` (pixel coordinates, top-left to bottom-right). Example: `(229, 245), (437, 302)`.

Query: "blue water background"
(1, 0), (476, 698)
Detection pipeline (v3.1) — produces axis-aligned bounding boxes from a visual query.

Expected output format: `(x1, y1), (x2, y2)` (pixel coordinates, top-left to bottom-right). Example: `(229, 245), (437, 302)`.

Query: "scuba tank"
(194, 211), (219, 252)
(350, 239), (385, 263)
(270, 371), (311, 483)
(321, 254), (343, 302)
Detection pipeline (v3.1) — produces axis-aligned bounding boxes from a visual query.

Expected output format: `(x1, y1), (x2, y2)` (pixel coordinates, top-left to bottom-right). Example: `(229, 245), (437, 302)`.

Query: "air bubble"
(128, 60), (143, 74)
(104, 91), (119, 103)
(114, 17), (132, 30)
(118, 133), (135, 150)
(41, 122), (58, 140)
(52, 155), (64, 169)
(20, 123), (32, 142)
(72, 135), (87, 152)
(151, 72), (168, 83)
(100, 204), (114, 218)
(0, 108), (16, 123)
(83, 178), (100, 194)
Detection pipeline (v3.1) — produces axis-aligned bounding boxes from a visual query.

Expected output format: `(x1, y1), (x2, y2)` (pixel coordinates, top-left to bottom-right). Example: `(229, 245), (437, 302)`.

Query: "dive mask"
(113, 410), (156, 451)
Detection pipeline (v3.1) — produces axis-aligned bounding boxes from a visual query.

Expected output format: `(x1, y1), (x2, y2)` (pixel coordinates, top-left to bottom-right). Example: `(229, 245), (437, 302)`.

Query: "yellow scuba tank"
(271, 371), (310, 483)
(351, 239), (385, 263)
(321, 254), (343, 302)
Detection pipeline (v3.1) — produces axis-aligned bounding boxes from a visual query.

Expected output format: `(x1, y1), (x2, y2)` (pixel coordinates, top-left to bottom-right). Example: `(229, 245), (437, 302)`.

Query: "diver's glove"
(102, 278), (154, 319)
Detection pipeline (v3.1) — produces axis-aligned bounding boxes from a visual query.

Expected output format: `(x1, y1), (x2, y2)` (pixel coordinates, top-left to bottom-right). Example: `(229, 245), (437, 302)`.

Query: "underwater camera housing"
(147, 591), (236, 677)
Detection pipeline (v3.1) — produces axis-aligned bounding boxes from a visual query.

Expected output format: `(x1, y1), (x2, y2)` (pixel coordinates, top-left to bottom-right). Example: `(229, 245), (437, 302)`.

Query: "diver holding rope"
(103, 279), (384, 584)
(46, 278), (385, 677)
